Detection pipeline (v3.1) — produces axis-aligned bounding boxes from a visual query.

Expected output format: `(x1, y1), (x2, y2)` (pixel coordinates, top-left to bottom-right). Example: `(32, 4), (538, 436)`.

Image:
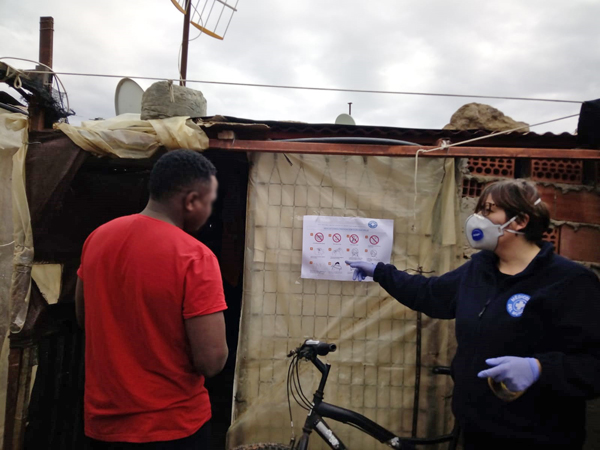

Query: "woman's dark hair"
(475, 179), (550, 242)
(148, 149), (216, 201)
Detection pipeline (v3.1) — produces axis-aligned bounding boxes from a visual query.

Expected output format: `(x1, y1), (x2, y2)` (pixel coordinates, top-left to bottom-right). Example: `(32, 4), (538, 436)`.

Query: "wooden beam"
(208, 139), (600, 160)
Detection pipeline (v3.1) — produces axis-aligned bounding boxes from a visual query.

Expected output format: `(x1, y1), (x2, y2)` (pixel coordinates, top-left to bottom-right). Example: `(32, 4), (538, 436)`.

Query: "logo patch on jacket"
(506, 293), (531, 317)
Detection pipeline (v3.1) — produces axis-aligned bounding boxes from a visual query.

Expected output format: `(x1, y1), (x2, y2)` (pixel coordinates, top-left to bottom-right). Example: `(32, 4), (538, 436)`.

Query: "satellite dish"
(335, 113), (356, 125)
(114, 78), (144, 116)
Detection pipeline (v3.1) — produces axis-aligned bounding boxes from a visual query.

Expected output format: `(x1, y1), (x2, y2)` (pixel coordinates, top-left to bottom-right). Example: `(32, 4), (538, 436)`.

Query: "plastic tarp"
(0, 112), (31, 340)
(55, 113), (209, 159)
(30, 264), (62, 305)
(1, 112), (210, 339)
(228, 153), (463, 449)
(0, 112), (29, 442)
(0, 114), (65, 444)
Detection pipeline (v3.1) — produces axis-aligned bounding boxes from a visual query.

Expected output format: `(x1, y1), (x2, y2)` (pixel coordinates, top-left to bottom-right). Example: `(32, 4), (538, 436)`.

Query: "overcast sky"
(1, 0), (598, 133)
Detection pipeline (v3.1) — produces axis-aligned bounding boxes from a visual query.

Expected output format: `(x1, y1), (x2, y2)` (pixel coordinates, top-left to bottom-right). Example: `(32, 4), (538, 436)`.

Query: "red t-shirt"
(77, 214), (227, 443)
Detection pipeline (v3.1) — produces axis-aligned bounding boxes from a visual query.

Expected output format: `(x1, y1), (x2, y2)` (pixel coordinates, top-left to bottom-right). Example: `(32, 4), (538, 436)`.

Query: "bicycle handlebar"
(290, 339), (337, 357)
(303, 339), (337, 356)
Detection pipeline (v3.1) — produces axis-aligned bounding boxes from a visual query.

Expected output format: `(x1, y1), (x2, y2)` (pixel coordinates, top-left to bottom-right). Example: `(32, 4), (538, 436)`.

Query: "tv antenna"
(170, 0), (240, 86)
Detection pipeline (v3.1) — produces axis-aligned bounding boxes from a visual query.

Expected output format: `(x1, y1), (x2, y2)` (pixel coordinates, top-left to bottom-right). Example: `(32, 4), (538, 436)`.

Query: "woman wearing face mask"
(347, 179), (600, 450)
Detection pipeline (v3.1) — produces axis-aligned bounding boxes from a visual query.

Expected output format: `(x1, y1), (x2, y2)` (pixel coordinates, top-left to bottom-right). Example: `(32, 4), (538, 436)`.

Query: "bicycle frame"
(294, 350), (457, 450)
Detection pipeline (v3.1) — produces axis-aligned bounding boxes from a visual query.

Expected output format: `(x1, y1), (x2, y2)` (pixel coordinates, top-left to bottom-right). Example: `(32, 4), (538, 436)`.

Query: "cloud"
(1, 0), (597, 132)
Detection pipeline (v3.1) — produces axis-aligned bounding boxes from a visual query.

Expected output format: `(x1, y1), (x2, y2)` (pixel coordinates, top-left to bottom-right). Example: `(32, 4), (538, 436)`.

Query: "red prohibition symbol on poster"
(349, 234), (359, 244)
(369, 235), (379, 245)
(315, 232), (324, 242)
(332, 233), (341, 243)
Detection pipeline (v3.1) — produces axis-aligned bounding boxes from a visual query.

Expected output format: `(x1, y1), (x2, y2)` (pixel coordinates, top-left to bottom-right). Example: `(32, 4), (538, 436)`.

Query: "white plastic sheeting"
(0, 112), (31, 339)
(56, 113), (209, 159)
(0, 112), (29, 443)
(0, 114), (65, 443)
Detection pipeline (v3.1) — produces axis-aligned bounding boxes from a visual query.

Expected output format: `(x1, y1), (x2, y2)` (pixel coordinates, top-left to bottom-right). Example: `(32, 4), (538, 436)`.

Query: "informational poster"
(301, 216), (394, 281)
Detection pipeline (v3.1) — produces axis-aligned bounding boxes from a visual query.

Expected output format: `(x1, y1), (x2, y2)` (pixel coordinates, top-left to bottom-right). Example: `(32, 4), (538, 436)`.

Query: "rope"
(0, 241), (15, 248)
(1, 65), (24, 89)
(168, 79), (175, 102)
(411, 113), (580, 228)
(5, 67), (584, 105)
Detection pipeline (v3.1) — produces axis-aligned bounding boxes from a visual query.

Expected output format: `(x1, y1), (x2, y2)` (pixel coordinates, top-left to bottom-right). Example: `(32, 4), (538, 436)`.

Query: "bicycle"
(234, 339), (459, 450)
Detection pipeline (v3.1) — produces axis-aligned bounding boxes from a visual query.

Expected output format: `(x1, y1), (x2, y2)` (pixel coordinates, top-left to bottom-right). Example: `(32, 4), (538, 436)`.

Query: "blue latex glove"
(477, 356), (541, 392)
(345, 261), (377, 281)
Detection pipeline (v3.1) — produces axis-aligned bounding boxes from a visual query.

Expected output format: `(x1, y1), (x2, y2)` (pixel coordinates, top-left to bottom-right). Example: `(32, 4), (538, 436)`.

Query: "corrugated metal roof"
(199, 116), (578, 149)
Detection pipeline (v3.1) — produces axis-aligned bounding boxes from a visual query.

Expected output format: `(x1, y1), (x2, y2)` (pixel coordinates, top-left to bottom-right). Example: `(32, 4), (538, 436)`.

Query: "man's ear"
(183, 190), (201, 212)
(513, 213), (530, 231)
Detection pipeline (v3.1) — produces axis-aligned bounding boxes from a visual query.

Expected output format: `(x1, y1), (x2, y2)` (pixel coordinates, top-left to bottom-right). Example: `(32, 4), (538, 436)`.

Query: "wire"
(291, 375), (310, 410)
(292, 363), (312, 410)
(290, 356), (312, 410)
(287, 355), (297, 428)
(295, 357), (313, 408)
(286, 354), (299, 447)
(11, 68), (584, 104)
(288, 355), (301, 409)
(288, 355), (308, 410)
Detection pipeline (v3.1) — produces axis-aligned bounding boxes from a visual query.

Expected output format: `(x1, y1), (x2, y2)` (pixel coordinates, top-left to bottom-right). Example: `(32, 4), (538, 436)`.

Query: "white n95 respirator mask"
(464, 214), (523, 251)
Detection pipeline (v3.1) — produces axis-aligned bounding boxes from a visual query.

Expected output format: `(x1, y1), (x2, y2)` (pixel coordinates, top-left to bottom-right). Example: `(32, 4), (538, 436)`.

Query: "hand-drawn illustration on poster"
(301, 216), (394, 281)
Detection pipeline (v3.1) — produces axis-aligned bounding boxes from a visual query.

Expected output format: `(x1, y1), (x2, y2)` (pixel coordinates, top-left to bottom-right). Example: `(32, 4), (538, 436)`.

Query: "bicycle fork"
(296, 413), (346, 450)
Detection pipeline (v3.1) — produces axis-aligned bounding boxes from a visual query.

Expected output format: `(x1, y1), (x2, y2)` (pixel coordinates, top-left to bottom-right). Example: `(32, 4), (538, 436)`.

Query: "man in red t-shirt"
(76, 150), (228, 450)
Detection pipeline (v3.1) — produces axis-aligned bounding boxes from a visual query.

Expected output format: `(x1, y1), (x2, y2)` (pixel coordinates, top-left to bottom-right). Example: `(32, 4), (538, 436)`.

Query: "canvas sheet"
(229, 152), (463, 449)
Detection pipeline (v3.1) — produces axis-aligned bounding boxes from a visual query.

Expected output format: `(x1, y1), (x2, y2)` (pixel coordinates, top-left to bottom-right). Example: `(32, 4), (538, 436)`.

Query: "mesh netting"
(0, 62), (74, 122)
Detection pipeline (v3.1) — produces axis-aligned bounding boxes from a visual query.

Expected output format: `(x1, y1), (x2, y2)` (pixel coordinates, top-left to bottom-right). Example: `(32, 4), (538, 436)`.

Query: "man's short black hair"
(148, 149), (217, 201)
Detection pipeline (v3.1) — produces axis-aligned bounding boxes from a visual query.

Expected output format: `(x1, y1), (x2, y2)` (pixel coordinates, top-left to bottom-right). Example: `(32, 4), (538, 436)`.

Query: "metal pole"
(412, 311), (422, 437)
(180, 0), (191, 86)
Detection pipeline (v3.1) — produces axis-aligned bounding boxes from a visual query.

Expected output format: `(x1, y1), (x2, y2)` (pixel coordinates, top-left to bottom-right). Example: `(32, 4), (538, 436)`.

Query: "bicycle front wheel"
(233, 444), (291, 450)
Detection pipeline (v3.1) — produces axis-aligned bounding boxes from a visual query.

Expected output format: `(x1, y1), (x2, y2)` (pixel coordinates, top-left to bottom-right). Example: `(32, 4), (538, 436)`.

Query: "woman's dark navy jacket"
(374, 242), (600, 446)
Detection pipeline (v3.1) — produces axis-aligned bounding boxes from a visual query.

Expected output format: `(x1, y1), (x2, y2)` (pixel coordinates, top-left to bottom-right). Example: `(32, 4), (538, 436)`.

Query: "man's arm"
(185, 311), (228, 378)
(75, 277), (85, 329)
